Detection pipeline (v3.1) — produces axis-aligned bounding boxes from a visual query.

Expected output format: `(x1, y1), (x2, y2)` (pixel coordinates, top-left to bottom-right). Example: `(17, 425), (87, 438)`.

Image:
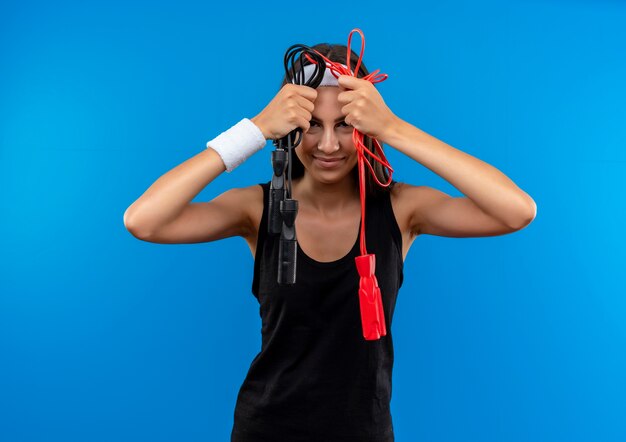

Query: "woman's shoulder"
(236, 183), (265, 257)
(389, 180), (409, 202)
(242, 182), (265, 224)
(388, 180), (421, 233)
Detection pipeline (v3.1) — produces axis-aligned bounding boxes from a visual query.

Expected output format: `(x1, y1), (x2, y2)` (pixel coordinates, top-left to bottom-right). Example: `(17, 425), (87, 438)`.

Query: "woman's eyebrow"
(310, 115), (346, 122)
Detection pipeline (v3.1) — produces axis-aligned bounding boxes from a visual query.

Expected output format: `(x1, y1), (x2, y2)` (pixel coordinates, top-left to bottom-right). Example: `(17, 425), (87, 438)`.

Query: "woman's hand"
(252, 84), (318, 140)
(336, 75), (398, 142)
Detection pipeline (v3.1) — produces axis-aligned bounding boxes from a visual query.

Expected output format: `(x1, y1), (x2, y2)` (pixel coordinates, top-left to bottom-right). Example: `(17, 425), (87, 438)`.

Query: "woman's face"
(296, 86), (358, 183)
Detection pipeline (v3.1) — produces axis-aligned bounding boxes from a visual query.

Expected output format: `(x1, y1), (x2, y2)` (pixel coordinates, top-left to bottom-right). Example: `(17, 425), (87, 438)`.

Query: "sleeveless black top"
(231, 181), (404, 442)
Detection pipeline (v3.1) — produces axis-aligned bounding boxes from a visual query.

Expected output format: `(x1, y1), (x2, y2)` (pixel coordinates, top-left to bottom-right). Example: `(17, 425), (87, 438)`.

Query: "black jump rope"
(268, 45), (327, 285)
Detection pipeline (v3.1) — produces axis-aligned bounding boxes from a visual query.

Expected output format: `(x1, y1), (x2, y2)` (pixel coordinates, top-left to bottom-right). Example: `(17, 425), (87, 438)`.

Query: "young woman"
(124, 43), (536, 442)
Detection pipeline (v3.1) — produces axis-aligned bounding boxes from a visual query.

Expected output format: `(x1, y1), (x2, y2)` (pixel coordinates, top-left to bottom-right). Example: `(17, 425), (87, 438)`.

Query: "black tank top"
(231, 181), (404, 442)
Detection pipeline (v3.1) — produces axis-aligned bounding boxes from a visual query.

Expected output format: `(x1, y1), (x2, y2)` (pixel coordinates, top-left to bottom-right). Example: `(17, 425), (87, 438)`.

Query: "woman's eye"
(309, 121), (350, 127)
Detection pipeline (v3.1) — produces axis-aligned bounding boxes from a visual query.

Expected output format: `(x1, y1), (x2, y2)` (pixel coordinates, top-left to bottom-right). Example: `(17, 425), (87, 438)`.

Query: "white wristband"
(206, 118), (267, 172)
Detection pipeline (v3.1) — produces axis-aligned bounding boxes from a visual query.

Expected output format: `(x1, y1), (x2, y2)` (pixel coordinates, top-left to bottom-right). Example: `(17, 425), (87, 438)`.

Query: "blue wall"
(1, 0), (625, 440)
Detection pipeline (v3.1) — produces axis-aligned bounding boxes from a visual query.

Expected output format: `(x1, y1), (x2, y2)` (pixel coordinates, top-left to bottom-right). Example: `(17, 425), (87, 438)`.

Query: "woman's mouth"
(313, 155), (345, 168)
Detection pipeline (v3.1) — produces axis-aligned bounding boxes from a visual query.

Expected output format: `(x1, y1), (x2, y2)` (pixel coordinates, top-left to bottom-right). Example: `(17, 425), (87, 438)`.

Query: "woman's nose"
(316, 128), (340, 154)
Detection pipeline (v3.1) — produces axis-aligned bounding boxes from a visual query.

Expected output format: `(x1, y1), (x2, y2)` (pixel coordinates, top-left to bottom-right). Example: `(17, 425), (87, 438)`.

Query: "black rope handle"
(268, 44), (326, 285)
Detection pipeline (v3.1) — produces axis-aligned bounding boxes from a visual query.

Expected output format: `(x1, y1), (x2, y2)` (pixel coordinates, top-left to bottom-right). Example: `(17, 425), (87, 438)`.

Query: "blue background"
(1, 0), (625, 441)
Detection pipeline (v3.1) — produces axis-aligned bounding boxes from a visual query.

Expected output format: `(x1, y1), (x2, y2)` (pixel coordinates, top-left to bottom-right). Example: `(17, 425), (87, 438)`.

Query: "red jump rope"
(304, 28), (395, 340)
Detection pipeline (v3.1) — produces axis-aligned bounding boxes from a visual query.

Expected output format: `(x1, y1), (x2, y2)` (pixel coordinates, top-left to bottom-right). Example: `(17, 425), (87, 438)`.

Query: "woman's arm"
(334, 75), (535, 236)
(382, 117), (537, 232)
(124, 148), (226, 233)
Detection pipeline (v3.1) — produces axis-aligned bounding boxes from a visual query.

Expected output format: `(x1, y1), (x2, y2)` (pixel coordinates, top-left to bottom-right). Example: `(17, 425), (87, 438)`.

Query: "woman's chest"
(246, 187), (414, 263)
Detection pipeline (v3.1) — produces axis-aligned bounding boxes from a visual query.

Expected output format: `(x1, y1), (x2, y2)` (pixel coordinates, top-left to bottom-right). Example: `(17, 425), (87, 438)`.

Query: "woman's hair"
(279, 43), (397, 200)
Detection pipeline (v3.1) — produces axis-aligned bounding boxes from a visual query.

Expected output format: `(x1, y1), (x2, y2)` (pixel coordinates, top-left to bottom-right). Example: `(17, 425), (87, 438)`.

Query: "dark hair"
(279, 43), (396, 200)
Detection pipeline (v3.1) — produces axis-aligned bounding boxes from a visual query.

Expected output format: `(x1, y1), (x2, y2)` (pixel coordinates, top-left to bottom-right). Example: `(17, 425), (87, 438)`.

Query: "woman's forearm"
(123, 147), (226, 237)
(382, 117), (536, 228)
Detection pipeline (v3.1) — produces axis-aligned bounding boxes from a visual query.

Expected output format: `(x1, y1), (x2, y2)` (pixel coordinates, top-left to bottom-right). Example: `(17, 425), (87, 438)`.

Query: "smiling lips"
(313, 155), (345, 168)
(313, 155), (344, 162)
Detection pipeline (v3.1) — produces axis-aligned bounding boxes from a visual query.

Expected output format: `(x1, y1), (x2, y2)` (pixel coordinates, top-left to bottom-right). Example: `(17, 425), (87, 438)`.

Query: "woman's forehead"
(312, 89), (343, 121)
(314, 86), (340, 104)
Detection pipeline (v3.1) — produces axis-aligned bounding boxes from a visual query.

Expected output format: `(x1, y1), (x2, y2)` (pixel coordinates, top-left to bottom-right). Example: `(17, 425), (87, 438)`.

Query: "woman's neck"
(291, 174), (360, 216)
